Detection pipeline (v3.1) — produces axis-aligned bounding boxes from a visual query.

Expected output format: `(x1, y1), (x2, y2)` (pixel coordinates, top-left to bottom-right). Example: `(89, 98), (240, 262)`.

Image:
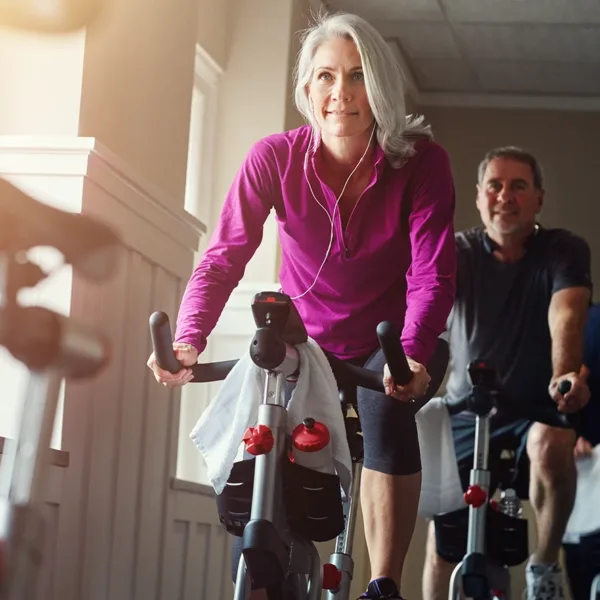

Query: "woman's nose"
(332, 75), (351, 102)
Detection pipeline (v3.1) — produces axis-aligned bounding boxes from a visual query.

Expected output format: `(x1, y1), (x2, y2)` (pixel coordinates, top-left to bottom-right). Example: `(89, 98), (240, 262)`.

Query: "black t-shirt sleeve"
(549, 233), (592, 295)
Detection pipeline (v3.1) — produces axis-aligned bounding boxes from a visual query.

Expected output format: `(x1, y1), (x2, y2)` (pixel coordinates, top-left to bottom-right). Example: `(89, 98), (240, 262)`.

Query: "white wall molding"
(186, 44), (223, 242)
(0, 135), (207, 277)
(419, 91), (600, 112)
(195, 43), (223, 87)
(85, 146), (205, 270)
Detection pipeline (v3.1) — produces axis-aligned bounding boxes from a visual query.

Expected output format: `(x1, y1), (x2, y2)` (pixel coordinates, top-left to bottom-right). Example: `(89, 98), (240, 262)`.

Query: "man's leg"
(526, 423), (577, 564)
(422, 520), (459, 600)
(524, 422), (577, 598)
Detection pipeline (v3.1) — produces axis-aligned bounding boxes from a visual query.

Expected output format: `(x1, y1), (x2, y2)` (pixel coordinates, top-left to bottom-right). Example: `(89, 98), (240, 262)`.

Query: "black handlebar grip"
(376, 321), (412, 386)
(149, 311), (183, 374)
(558, 380), (572, 396)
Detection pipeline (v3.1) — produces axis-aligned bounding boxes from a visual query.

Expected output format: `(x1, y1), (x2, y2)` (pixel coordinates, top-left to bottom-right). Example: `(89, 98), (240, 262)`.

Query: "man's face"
(476, 157), (543, 236)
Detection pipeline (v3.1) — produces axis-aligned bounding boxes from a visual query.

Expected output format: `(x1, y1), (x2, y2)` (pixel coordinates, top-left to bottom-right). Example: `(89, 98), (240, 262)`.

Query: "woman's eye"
(353, 71), (364, 81)
(318, 72), (332, 81)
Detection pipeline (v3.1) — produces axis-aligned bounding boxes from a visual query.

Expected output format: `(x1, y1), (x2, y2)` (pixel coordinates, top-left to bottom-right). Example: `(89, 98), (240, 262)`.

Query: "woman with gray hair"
(148, 10), (457, 600)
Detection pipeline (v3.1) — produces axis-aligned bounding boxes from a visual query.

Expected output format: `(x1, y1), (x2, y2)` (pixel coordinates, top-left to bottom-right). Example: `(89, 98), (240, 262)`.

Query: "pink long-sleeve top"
(175, 125), (456, 366)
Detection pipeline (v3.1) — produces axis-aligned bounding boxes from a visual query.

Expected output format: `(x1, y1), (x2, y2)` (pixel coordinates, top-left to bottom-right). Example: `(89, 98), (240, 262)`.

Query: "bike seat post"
(247, 299), (300, 523)
(467, 386), (493, 555)
(325, 387), (361, 600)
(457, 383), (497, 600)
(250, 368), (289, 523)
(240, 297), (306, 592)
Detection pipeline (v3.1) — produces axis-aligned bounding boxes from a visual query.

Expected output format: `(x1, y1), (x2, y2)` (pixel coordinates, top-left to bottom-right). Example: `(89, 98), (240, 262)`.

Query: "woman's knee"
(357, 388), (421, 474)
(526, 422), (576, 473)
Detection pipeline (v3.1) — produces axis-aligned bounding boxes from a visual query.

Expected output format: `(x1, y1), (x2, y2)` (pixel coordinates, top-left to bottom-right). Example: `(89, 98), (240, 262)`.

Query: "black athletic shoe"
(357, 577), (405, 599)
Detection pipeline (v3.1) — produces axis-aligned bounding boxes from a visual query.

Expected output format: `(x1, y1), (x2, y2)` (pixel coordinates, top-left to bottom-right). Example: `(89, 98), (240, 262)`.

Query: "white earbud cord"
(291, 123), (376, 301)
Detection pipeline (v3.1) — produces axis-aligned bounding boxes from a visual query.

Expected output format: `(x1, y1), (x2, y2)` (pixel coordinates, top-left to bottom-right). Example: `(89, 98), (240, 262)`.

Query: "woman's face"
(307, 37), (374, 140)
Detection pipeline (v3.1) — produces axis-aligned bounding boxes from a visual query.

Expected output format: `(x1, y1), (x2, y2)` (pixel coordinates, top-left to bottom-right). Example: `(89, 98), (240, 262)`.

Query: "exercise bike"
(150, 291), (449, 600)
(435, 360), (598, 600)
(0, 178), (121, 600)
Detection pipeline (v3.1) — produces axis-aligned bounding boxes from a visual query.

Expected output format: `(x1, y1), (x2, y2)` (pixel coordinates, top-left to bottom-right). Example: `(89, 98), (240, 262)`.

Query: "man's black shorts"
(451, 413), (533, 499)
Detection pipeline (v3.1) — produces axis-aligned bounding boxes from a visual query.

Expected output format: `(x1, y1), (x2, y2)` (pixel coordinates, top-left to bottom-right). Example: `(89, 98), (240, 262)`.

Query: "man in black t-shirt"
(422, 146), (592, 600)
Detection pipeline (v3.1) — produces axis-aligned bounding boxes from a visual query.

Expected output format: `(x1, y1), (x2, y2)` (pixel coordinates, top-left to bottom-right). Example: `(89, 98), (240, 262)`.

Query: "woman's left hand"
(383, 357), (431, 402)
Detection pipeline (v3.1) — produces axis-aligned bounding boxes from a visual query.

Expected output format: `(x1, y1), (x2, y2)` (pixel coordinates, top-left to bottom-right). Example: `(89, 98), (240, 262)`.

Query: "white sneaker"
(525, 562), (565, 600)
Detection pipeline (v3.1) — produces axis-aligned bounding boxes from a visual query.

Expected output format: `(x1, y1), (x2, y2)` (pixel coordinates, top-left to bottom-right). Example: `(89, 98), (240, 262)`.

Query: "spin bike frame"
(0, 180), (120, 600)
(445, 362), (574, 600)
(150, 291), (415, 600)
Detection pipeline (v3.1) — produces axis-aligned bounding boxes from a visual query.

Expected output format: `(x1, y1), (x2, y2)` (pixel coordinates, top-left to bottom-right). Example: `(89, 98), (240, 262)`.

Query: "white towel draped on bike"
(415, 397), (466, 519)
(190, 337), (353, 497)
(562, 444), (600, 543)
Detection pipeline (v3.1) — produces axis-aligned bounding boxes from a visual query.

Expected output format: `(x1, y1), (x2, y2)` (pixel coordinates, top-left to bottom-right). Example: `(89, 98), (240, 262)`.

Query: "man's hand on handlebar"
(549, 364), (590, 413)
(574, 436), (594, 460)
(147, 343), (199, 387)
(383, 357), (430, 402)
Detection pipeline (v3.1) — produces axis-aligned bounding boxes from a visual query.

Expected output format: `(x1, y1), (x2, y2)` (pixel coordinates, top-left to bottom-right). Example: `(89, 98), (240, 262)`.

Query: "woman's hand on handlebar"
(549, 364), (590, 413)
(383, 357), (431, 402)
(147, 343), (199, 387)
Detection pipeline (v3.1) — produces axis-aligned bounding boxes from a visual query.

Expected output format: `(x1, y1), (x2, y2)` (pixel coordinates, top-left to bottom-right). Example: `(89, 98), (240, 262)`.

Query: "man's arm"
(549, 287), (591, 377)
(547, 232), (593, 412)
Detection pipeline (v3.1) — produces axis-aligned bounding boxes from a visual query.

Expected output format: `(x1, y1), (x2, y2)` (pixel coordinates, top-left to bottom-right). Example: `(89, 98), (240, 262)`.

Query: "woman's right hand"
(147, 343), (199, 387)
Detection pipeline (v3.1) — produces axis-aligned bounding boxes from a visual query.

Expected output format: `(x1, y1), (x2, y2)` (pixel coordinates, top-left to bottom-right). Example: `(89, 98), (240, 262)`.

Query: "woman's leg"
(357, 341), (447, 593)
(358, 351), (421, 589)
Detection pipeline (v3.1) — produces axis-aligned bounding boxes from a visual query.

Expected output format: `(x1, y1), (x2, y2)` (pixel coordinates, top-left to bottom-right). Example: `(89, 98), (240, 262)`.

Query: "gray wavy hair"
(293, 11), (432, 167)
(478, 146), (545, 190)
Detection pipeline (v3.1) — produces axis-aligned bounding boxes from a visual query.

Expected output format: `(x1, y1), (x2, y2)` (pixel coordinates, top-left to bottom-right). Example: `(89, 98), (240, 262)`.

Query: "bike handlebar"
(377, 321), (413, 385)
(444, 380), (575, 429)
(149, 311), (412, 394)
(0, 305), (109, 378)
(558, 380), (572, 396)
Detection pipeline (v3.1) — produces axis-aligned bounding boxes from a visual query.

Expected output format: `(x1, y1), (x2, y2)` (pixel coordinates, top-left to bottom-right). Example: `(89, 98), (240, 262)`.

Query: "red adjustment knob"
(489, 499), (499, 511)
(242, 425), (274, 455)
(322, 563), (342, 590)
(464, 485), (487, 508)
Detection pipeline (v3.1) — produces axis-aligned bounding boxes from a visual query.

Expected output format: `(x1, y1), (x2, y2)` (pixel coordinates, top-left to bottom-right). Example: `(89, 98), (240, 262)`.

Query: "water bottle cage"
(215, 457), (345, 543)
(434, 505), (529, 567)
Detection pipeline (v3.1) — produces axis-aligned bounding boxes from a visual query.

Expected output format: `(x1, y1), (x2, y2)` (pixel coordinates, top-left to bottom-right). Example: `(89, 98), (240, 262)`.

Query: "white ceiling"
(324, 0), (600, 109)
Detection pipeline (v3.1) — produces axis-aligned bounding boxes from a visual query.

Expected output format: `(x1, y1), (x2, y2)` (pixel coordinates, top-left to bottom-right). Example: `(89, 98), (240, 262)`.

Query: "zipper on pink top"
(339, 167), (378, 258)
